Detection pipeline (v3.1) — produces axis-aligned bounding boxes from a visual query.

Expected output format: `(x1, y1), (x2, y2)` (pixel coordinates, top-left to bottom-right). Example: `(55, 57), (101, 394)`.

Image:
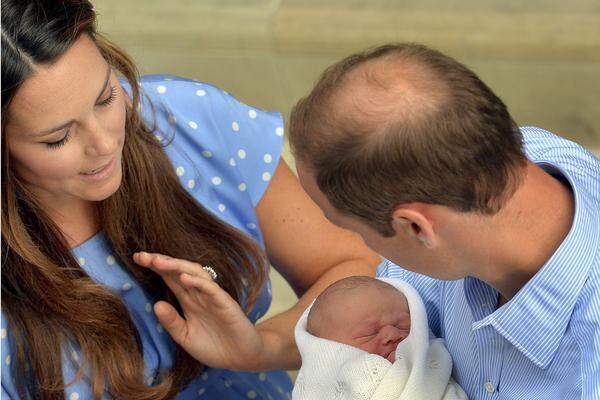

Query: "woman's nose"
(84, 127), (118, 157)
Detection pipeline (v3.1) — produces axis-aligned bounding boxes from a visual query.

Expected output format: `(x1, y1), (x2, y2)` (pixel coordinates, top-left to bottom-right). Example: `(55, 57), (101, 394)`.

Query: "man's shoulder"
(572, 255), (600, 324)
(521, 126), (599, 167)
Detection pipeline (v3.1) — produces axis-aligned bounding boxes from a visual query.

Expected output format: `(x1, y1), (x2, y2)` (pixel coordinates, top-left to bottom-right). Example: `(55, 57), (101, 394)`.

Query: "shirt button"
(484, 381), (495, 394)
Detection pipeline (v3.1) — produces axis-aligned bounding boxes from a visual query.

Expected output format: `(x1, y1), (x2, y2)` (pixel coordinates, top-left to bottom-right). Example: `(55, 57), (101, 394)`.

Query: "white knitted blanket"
(292, 278), (468, 400)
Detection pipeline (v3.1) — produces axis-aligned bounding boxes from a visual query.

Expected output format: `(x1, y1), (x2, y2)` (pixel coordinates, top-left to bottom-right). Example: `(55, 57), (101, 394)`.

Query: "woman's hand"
(133, 251), (267, 371)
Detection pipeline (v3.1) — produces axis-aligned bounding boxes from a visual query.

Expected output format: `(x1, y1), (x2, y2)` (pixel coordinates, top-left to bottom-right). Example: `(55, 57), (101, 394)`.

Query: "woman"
(0, 1), (380, 399)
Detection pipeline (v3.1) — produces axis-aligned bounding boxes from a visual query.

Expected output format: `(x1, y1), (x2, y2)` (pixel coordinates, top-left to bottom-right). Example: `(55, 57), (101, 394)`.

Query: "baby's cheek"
(356, 339), (380, 355)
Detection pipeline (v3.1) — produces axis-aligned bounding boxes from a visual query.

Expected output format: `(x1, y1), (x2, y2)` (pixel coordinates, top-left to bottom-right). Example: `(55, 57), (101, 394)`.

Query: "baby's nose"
(378, 325), (404, 345)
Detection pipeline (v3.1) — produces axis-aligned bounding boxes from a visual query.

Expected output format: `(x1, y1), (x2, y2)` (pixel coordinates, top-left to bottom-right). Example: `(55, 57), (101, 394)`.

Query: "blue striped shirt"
(378, 127), (600, 399)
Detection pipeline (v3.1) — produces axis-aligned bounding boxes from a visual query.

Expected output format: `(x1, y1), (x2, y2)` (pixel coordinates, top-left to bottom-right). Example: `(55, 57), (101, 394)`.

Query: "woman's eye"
(97, 86), (116, 107)
(45, 130), (71, 149)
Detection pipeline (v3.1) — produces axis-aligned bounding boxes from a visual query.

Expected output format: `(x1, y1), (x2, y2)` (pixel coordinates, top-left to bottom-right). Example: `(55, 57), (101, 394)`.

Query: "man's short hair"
(289, 43), (526, 236)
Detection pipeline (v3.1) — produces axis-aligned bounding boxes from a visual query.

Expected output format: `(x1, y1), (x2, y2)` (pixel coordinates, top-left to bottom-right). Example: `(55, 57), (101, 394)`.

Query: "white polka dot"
(262, 172), (271, 181)
(5, 355), (10, 365)
(187, 179), (196, 189)
(188, 121), (198, 129)
(238, 183), (247, 191)
(145, 303), (152, 313)
(276, 386), (284, 394)
(201, 371), (209, 381)
(248, 110), (257, 119)
(246, 223), (257, 230)
(202, 150), (213, 158)
(198, 388), (206, 395)
(155, 134), (163, 142)
(156, 85), (167, 94)
(263, 154), (273, 163)
(1, 329), (7, 339)
(176, 166), (185, 176)
(237, 149), (246, 159)
(69, 392), (79, 400)
(232, 121), (240, 131)
(146, 376), (154, 386)
(259, 372), (266, 381)
(196, 89), (206, 96)
(156, 324), (164, 333)
(77, 257), (85, 266)
(106, 255), (115, 265)
(122, 282), (132, 291)
(229, 158), (237, 167)
(218, 204), (226, 212)
(211, 176), (222, 185)
(71, 350), (79, 361)
(275, 127), (284, 136)
(224, 379), (232, 388)
(168, 114), (177, 125)
(247, 390), (257, 399)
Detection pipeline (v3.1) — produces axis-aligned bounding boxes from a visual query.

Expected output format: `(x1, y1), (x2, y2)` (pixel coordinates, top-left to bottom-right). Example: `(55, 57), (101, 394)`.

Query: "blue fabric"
(1, 75), (292, 399)
(378, 127), (600, 399)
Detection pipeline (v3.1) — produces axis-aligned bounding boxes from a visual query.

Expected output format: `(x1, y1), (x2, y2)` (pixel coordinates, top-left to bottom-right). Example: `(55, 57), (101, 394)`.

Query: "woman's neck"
(43, 197), (100, 248)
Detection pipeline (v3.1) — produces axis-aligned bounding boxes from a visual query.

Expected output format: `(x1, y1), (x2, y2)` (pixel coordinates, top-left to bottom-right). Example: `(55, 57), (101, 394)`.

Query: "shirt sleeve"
(207, 88), (285, 208)
(135, 76), (285, 209)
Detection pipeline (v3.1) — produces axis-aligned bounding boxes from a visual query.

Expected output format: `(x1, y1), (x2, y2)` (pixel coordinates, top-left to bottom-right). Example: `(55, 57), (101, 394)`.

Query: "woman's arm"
(254, 159), (381, 370)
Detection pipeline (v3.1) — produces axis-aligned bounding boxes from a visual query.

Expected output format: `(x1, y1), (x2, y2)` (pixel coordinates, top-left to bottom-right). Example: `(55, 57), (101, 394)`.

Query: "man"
(289, 43), (599, 399)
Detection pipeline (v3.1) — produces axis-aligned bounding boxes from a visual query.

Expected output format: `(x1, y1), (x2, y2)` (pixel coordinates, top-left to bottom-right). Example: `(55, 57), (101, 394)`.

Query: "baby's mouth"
(386, 350), (396, 363)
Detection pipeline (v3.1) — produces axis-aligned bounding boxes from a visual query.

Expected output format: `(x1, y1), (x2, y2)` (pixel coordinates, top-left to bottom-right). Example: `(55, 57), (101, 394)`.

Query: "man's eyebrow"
(29, 64), (112, 138)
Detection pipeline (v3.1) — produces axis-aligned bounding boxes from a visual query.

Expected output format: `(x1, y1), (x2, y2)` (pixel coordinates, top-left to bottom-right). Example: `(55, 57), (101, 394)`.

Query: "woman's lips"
(79, 157), (116, 181)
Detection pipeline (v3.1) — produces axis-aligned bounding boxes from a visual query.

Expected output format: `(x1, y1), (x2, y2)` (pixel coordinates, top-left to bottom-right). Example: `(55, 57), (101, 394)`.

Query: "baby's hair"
(307, 276), (398, 336)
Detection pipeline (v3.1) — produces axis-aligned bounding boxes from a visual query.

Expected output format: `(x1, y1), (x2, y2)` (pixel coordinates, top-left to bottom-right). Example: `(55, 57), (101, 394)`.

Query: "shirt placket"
(465, 278), (504, 399)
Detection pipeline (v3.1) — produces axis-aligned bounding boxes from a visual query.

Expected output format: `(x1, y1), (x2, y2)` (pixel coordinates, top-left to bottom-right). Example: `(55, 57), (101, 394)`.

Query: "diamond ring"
(202, 265), (218, 280)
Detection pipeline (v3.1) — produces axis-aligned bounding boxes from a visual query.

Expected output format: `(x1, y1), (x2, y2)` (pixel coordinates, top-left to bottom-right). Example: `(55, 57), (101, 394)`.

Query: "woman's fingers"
(154, 300), (189, 345)
(179, 273), (233, 310)
(133, 252), (214, 281)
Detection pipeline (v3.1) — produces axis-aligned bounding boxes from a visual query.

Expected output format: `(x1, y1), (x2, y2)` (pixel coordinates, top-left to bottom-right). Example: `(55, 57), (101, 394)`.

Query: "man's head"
(307, 276), (411, 362)
(290, 43), (527, 278)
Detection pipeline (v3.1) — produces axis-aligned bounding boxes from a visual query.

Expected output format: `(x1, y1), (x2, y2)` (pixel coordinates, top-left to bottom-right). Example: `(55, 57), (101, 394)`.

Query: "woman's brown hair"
(1, 1), (267, 398)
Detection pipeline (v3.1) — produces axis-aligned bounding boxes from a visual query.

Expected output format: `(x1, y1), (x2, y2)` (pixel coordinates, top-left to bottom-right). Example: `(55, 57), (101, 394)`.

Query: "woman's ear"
(391, 205), (437, 249)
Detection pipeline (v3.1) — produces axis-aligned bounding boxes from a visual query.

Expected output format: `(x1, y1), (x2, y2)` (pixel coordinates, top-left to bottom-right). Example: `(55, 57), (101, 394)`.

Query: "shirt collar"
(473, 161), (600, 369)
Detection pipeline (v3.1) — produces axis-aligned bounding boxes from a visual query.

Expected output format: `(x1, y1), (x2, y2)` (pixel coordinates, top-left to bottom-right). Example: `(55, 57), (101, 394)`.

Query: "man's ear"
(391, 205), (437, 249)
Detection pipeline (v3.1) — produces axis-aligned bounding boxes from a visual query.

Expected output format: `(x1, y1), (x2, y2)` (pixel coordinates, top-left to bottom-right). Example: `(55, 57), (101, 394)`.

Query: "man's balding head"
(289, 43), (525, 236)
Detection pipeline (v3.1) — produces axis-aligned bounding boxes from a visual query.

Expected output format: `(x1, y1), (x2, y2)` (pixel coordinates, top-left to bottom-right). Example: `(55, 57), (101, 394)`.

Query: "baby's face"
(311, 284), (411, 362)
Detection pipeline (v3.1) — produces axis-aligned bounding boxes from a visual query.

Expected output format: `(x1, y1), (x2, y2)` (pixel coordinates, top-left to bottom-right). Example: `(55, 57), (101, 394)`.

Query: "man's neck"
(472, 162), (575, 303)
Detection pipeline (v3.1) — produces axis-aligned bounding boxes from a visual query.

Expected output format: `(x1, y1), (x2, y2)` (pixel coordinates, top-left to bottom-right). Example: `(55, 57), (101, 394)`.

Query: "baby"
(306, 276), (411, 363)
(293, 276), (468, 400)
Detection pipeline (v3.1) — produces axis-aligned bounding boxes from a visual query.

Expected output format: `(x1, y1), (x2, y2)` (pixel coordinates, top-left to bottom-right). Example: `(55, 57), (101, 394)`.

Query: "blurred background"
(95, 0), (600, 376)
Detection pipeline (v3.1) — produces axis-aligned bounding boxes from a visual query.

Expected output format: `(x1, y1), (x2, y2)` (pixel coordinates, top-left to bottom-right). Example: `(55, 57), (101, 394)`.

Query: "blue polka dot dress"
(1, 75), (293, 399)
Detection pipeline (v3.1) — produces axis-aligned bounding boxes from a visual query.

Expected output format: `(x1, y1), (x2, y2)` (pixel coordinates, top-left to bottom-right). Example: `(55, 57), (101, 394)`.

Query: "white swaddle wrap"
(292, 278), (468, 400)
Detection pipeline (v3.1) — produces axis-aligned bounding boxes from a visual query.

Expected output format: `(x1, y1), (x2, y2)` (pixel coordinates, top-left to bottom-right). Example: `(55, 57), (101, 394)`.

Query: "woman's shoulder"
(125, 75), (285, 236)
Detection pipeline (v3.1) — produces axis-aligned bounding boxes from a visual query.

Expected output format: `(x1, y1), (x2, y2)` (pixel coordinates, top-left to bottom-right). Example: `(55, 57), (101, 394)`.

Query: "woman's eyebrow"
(29, 63), (112, 138)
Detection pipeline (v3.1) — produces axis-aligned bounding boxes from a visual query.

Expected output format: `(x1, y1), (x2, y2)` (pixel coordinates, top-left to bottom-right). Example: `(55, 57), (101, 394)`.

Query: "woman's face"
(4, 35), (127, 208)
